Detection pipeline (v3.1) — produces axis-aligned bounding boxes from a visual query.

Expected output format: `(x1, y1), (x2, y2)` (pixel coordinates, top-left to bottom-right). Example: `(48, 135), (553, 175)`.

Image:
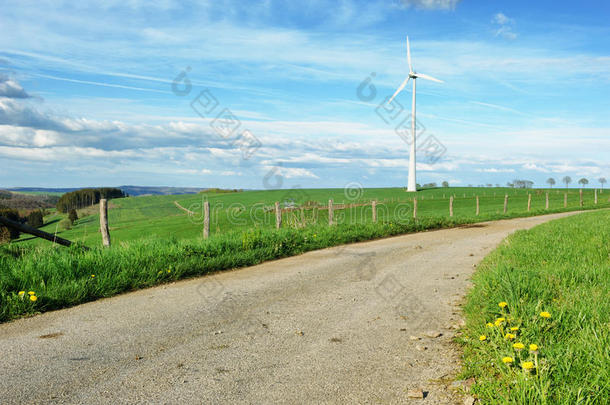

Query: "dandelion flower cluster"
(480, 300), (543, 375)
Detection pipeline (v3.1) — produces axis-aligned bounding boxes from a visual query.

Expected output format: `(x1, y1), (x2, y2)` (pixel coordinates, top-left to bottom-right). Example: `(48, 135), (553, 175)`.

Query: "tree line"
(56, 188), (125, 213)
(545, 177), (607, 189)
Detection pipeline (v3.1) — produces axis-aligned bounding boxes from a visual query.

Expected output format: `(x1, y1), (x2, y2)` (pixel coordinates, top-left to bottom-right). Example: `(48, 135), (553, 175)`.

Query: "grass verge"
(1, 207), (608, 324)
(460, 210), (610, 404)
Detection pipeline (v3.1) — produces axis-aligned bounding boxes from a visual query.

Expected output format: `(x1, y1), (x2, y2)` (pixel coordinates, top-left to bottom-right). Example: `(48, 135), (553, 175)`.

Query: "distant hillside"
(7, 186), (206, 197)
(0, 190), (59, 210)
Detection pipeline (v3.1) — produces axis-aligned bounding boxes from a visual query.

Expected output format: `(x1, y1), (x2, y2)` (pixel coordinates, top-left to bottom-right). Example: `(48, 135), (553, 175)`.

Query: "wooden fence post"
(100, 199), (111, 247)
(564, 192), (568, 208)
(203, 201), (210, 238)
(372, 200), (377, 223)
(275, 201), (281, 229)
(579, 189), (583, 208)
(413, 198), (418, 219)
(503, 194), (508, 214)
(449, 196), (454, 217)
(328, 199), (334, 226)
(545, 192), (549, 210)
(476, 196), (480, 216)
(527, 194), (532, 212)
(595, 189), (598, 205)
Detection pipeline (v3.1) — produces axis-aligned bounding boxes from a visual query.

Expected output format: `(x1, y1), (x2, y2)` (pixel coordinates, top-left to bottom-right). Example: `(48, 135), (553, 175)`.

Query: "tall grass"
(460, 210), (610, 404)
(1, 216), (463, 322)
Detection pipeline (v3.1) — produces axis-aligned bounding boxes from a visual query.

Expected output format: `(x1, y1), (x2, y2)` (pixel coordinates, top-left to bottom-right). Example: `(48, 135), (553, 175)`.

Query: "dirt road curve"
(0, 212), (578, 404)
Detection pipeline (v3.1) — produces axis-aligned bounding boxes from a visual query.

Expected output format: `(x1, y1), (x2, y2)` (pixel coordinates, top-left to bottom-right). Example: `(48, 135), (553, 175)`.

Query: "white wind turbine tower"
(388, 36), (443, 192)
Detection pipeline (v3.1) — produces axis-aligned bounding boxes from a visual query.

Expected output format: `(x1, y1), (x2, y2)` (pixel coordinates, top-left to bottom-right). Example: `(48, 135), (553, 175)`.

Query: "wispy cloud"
(400, 0), (461, 10)
(493, 12), (517, 40)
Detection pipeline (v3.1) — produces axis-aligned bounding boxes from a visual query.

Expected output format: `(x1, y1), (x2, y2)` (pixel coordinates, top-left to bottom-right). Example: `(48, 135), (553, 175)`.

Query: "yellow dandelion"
(486, 322), (494, 328)
(521, 361), (534, 370)
(540, 311), (551, 318)
(498, 301), (508, 308)
(479, 335), (487, 341)
(505, 333), (516, 340)
(513, 342), (525, 350)
(510, 326), (519, 331)
(167, 269), (171, 273)
(28, 291), (35, 295)
(529, 344), (538, 351)
(91, 274), (95, 278)
(18, 291), (25, 297)
(502, 357), (514, 364)
(30, 295), (38, 302)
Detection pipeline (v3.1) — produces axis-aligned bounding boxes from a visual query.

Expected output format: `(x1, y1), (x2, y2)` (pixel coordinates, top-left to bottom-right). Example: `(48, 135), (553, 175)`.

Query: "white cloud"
(0, 75), (31, 99)
(476, 168), (515, 173)
(493, 13), (513, 26)
(400, 0), (461, 10)
(492, 12), (517, 40)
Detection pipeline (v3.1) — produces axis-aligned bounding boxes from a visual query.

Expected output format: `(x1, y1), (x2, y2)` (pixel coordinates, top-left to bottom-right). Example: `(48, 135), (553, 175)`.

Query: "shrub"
(27, 210), (44, 228)
(0, 208), (21, 242)
(68, 209), (78, 223)
(59, 218), (72, 230)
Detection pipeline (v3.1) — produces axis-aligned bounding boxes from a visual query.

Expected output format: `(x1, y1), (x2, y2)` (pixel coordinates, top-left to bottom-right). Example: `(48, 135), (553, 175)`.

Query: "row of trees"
(545, 177), (607, 189)
(56, 188), (125, 213)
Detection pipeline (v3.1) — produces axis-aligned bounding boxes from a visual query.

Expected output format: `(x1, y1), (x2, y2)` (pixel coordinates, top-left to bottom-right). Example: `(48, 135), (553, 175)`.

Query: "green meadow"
(2, 186), (608, 324)
(15, 186), (609, 248)
(461, 209), (610, 404)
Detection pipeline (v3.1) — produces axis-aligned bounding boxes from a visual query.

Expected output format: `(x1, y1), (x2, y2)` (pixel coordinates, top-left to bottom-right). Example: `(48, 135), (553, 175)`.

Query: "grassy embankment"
(2, 187), (609, 323)
(460, 209), (610, 404)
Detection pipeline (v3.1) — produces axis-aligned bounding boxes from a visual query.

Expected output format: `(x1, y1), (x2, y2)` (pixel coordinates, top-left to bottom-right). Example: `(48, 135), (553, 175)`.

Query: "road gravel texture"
(0, 212), (578, 404)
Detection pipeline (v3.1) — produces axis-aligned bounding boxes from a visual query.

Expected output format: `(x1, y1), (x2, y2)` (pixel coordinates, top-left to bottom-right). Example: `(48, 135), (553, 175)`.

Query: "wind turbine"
(388, 36), (443, 192)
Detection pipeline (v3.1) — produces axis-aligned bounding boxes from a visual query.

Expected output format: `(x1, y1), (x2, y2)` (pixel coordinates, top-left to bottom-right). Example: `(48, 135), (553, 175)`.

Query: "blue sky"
(1, 0), (609, 189)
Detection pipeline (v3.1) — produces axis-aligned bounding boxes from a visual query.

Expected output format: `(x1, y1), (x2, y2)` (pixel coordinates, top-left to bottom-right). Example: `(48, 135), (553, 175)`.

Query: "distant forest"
(56, 188), (125, 213)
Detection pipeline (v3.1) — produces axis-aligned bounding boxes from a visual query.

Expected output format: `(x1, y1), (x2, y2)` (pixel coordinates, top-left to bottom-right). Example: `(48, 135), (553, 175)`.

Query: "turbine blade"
(407, 36), (412, 73)
(416, 72), (444, 83)
(387, 77), (410, 104)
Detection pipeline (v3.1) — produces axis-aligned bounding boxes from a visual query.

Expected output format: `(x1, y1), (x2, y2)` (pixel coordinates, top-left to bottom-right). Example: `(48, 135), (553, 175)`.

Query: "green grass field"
(460, 210), (610, 404)
(2, 186), (608, 324)
(15, 187), (609, 248)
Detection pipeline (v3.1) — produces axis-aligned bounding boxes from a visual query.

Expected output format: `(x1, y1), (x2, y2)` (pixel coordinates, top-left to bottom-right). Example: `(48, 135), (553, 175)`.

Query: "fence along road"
(0, 211), (582, 404)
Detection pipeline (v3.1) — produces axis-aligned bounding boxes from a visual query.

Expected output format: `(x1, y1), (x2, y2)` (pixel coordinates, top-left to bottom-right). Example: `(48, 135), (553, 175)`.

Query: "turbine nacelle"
(387, 36), (443, 105)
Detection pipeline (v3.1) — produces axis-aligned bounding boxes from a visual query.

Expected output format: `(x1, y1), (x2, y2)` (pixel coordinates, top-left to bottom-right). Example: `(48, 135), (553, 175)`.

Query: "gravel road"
(0, 212), (578, 404)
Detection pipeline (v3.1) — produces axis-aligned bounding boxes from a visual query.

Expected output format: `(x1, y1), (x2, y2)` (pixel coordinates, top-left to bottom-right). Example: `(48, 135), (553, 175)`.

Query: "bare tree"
(546, 178), (556, 188)
(600, 177), (607, 190)
(578, 178), (589, 187)
(562, 176), (572, 188)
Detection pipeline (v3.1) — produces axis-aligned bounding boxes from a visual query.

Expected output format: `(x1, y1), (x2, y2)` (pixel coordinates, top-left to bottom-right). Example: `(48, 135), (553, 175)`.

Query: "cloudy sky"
(1, 0), (609, 189)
